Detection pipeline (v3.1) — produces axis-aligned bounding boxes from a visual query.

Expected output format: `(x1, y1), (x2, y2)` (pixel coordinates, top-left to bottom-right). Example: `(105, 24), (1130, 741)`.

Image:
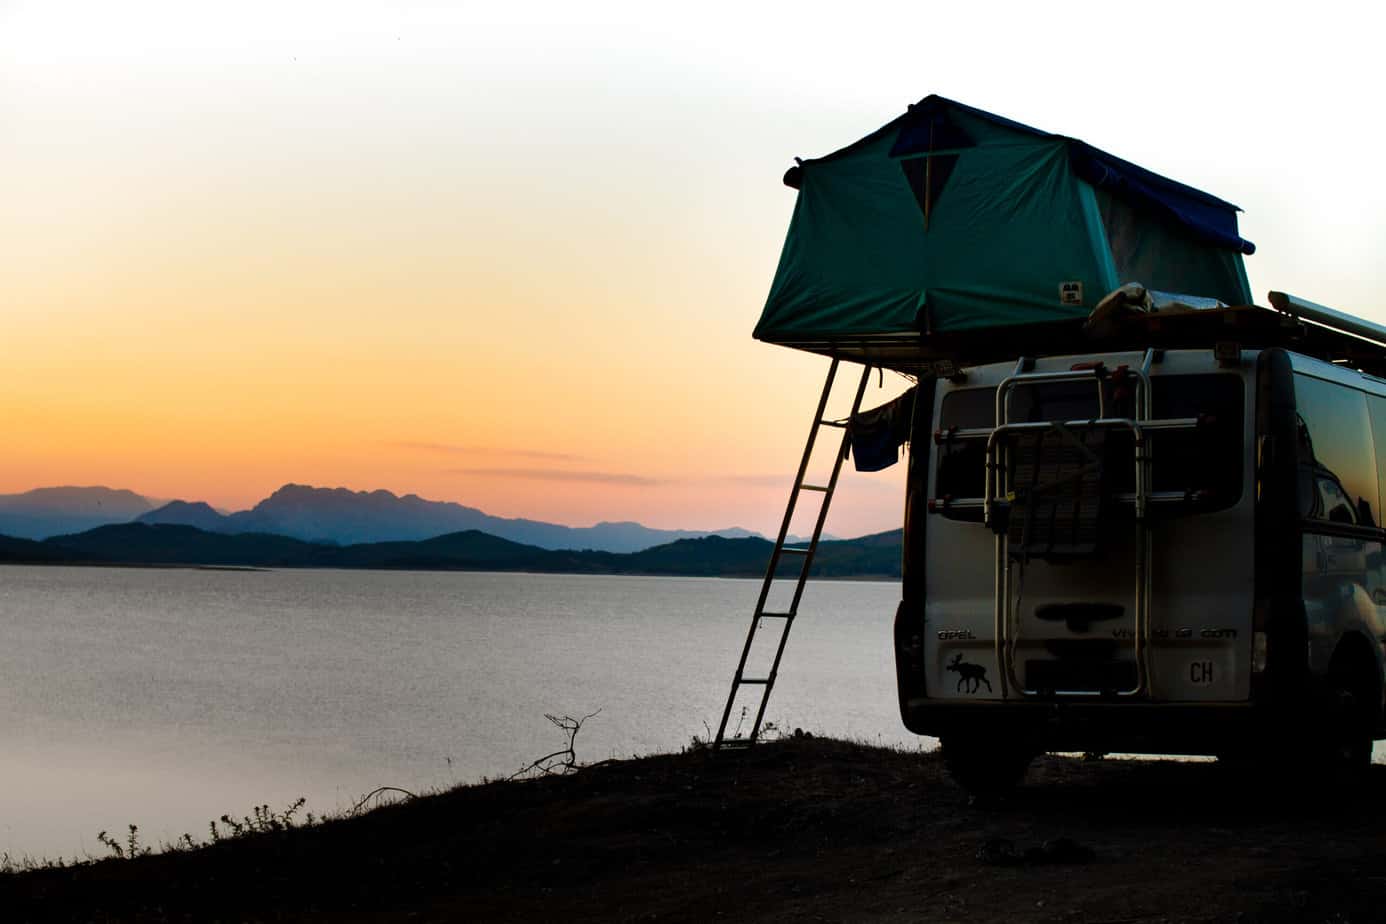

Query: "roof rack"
(782, 293), (1386, 379)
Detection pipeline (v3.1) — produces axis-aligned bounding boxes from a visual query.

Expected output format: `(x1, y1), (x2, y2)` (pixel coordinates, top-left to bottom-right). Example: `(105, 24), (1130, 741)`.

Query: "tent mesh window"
(1094, 187), (1247, 307)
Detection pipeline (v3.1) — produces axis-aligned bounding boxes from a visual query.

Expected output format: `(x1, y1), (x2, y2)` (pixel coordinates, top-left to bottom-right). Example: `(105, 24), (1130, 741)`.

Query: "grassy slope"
(5, 737), (1386, 922)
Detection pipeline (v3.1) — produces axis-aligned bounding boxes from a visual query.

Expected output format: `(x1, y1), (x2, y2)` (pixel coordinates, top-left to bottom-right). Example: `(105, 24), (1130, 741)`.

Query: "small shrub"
(96, 825), (151, 861)
(0, 851), (70, 874)
(209, 797), (307, 842)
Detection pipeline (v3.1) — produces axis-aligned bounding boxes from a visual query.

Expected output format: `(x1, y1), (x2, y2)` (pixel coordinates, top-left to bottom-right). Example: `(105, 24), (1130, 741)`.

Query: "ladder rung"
(758, 611), (793, 619)
(799, 484), (829, 492)
(738, 677), (771, 685)
(780, 547), (810, 555)
(819, 419), (848, 428)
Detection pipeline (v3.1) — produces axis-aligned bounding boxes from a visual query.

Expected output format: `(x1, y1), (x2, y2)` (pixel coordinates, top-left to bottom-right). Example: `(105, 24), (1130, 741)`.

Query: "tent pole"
(923, 122), (933, 231)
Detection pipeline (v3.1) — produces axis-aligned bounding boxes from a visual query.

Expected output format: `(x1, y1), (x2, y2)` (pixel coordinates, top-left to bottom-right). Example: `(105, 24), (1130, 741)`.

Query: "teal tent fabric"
(755, 96), (1254, 344)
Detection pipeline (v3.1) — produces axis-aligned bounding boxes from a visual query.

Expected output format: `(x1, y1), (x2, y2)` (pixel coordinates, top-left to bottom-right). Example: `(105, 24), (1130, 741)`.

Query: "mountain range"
(0, 484), (792, 553)
(0, 487), (155, 541)
(0, 523), (903, 579)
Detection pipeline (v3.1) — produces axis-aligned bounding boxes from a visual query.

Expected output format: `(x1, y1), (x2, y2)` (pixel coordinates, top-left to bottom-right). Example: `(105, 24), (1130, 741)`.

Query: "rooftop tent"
(754, 96), (1255, 346)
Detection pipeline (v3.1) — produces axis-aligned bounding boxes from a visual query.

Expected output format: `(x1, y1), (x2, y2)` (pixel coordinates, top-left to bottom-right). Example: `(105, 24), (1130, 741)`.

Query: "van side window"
(1009, 381), (1100, 422)
(1095, 374), (1242, 507)
(1292, 374), (1379, 526)
(935, 388), (993, 504)
(1148, 374), (1243, 503)
(1367, 397), (1386, 526)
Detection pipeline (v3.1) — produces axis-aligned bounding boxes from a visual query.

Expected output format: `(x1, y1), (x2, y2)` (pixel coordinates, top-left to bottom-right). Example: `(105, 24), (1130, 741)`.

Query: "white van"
(896, 314), (1386, 790)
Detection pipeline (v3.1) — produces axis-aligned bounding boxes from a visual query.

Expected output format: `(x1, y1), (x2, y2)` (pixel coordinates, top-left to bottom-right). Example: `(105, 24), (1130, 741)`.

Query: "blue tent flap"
(1068, 143), (1255, 255)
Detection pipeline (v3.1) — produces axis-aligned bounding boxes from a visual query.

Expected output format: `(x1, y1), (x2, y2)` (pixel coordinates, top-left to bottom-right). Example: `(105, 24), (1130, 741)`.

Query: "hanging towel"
(849, 387), (916, 472)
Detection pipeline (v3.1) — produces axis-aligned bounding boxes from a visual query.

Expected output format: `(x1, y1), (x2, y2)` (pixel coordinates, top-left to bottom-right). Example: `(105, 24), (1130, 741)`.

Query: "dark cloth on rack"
(849, 387), (916, 472)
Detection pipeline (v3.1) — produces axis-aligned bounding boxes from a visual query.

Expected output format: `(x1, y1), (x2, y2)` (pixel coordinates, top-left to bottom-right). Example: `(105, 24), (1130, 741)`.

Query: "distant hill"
(137, 500), (229, 533)
(578, 534), (901, 578)
(15, 523), (904, 579)
(138, 483), (765, 552)
(0, 487), (154, 540)
(0, 533), (83, 564)
(44, 523), (323, 567)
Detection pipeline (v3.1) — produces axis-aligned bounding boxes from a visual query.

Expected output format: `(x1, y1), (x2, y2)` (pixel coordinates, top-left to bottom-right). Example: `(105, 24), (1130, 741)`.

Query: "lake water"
(0, 566), (911, 859)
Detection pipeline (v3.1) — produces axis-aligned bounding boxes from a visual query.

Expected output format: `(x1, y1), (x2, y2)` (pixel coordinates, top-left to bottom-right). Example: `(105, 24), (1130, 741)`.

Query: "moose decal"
(946, 653), (993, 694)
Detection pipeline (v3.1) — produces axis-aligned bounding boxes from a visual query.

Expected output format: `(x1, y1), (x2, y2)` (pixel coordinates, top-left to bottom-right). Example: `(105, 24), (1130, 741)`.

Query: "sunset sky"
(4, 1), (1385, 537)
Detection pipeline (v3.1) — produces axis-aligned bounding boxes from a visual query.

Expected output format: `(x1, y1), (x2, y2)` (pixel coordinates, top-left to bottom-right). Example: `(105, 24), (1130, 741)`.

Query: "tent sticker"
(1060, 281), (1084, 306)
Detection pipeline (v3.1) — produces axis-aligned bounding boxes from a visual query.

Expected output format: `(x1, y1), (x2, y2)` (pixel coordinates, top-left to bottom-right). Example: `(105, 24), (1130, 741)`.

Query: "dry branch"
(510, 709), (602, 780)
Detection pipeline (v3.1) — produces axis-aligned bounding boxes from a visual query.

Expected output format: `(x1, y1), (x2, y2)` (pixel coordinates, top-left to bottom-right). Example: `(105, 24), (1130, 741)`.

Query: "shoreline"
(0, 560), (901, 582)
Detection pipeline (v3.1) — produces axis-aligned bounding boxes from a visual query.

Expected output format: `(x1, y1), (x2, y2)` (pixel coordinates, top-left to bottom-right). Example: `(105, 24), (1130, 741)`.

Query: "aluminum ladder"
(713, 358), (872, 749)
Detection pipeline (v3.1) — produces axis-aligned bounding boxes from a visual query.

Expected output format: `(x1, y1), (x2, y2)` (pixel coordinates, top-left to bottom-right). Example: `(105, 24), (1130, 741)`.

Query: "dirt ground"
(4, 736), (1384, 922)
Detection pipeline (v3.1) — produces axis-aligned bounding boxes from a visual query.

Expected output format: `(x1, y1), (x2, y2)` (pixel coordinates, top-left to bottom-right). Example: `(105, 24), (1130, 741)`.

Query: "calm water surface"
(0, 566), (909, 858)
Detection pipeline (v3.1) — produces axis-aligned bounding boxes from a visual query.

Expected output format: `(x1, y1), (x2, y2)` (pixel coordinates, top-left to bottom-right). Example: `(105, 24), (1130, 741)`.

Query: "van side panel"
(1287, 356), (1386, 724)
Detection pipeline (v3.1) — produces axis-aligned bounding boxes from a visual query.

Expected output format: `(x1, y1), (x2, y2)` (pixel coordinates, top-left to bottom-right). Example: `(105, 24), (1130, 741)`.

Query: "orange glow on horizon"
(5, 3), (1384, 538)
